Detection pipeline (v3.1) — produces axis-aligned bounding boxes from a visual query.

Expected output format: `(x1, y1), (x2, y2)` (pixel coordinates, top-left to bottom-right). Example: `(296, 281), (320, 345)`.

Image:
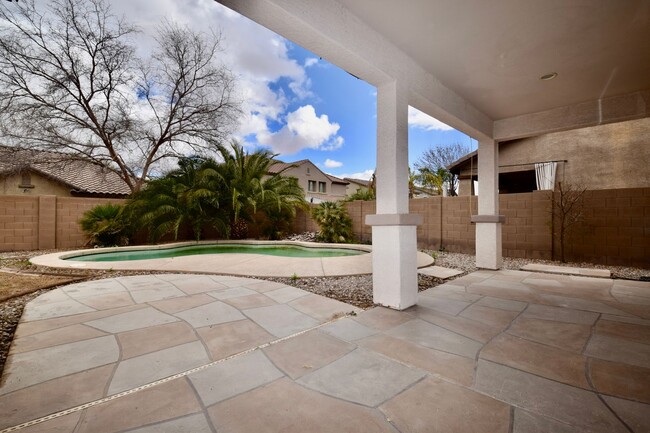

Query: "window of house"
(306, 167), (310, 174)
(20, 172), (33, 188)
(308, 180), (316, 192)
(318, 181), (326, 193)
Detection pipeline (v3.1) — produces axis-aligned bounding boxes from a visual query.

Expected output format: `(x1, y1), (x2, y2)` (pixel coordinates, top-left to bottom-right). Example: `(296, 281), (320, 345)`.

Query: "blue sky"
(111, 0), (476, 180)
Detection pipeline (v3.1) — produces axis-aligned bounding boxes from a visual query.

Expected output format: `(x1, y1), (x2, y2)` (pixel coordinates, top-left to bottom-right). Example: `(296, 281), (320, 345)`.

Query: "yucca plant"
(79, 203), (130, 247)
(311, 201), (354, 243)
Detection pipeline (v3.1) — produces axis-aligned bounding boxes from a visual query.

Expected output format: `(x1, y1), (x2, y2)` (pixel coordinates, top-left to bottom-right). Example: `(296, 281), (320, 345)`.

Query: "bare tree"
(414, 142), (470, 196)
(550, 182), (586, 263)
(0, 0), (240, 192)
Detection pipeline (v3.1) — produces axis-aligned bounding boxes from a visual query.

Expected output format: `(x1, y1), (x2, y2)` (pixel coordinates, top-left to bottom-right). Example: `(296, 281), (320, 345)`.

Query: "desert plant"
(550, 182), (587, 262)
(126, 157), (228, 242)
(79, 203), (130, 247)
(311, 201), (354, 243)
(344, 188), (375, 201)
(215, 142), (306, 239)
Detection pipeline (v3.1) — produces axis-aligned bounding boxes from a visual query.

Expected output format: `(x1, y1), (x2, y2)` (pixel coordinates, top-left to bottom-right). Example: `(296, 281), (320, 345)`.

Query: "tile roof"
(0, 147), (132, 197)
(268, 159), (349, 184)
(344, 177), (370, 187)
(325, 173), (348, 184)
(267, 159), (309, 174)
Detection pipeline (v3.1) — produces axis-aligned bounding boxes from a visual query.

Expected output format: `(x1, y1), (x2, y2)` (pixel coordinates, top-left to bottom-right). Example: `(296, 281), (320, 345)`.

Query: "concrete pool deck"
(30, 241), (434, 278)
(1, 271), (649, 432)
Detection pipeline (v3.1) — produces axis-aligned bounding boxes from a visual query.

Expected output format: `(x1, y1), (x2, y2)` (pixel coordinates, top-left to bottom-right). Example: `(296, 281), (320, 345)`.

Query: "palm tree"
(79, 203), (130, 247)
(127, 157), (226, 242)
(311, 201), (354, 243)
(216, 142), (306, 239)
(416, 167), (448, 195)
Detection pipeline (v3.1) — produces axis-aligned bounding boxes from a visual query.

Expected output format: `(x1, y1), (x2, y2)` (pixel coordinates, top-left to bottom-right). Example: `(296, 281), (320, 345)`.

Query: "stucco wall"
(274, 161), (348, 202)
(457, 117), (650, 195)
(0, 172), (72, 197)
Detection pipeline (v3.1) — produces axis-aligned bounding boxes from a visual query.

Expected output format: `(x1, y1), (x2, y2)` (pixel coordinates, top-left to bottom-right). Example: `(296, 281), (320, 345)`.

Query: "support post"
(366, 80), (422, 310)
(472, 139), (503, 269)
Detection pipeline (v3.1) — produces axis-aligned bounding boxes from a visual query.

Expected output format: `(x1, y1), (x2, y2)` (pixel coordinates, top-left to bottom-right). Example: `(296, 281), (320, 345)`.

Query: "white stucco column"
(365, 80), (422, 310)
(472, 139), (503, 269)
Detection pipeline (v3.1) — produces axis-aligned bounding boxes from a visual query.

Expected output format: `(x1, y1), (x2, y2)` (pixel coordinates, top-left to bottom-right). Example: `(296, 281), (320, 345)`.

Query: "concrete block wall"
(566, 188), (650, 267)
(0, 195), (125, 252)
(501, 191), (552, 260)
(290, 188), (649, 268)
(0, 196), (39, 251)
(55, 198), (125, 249)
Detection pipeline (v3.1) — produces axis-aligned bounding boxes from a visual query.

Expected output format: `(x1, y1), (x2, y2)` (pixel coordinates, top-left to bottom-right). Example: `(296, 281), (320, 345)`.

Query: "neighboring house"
(448, 117), (650, 196)
(267, 159), (348, 203)
(0, 147), (131, 198)
(344, 177), (370, 196)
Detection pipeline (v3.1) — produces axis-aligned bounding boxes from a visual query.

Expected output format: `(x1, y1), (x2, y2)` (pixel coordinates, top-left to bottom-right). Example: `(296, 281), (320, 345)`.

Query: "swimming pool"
(65, 243), (366, 262)
(31, 240), (433, 278)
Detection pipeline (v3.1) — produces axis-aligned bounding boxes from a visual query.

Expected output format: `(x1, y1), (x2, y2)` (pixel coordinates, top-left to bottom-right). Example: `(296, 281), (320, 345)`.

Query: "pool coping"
(30, 240), (434, 278)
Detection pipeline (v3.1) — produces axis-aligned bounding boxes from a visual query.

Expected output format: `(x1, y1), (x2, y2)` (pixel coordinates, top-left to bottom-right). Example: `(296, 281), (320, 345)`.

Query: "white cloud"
(257, 105), (343, 154)
(304, 57), (319, 67)
(324, 159), (343, 168)
(336, 169), (375, 181)
(108, 0), (316, 147)
(408, 106), (453, 131)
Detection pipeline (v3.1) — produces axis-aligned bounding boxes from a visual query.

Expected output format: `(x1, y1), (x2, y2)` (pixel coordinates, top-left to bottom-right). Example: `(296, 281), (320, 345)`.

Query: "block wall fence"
(292, 188), (650, 268)
(0, 196), (125, 251)
(1, 188), (648, 268)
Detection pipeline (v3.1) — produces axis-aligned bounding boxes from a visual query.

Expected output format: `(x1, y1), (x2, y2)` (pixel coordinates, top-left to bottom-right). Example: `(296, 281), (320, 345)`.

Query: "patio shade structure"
(216, 0), (650, 309)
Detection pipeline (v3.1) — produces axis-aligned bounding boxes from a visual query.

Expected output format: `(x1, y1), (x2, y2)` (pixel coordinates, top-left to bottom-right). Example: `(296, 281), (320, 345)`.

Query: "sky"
(110, 0), (476, 180)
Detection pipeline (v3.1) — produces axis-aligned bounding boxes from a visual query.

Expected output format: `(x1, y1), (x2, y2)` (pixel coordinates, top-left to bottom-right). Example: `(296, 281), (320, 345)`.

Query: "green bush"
(311, 201), (354, 243)
(79, 203), (130, 247)
(344, 188), (375, 201)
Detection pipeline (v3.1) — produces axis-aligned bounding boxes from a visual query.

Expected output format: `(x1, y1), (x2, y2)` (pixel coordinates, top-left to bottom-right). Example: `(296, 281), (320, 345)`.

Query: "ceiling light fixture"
(540, 72), (558, 81)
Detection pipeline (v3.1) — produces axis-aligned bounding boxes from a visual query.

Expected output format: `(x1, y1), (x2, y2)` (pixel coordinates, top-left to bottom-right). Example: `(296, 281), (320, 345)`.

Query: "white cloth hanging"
(534, 162), (557, 190)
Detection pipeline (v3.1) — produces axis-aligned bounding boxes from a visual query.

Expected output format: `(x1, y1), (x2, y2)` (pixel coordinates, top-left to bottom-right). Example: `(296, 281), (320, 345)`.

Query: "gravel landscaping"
(1, 245), (648, 379)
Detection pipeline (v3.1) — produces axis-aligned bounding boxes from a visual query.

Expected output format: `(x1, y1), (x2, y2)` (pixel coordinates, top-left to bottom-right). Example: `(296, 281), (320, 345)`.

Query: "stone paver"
(521, 263), (611, 278)
(474, 360), (628, 433)
(1, 335), (118, 394)
(196, 319), (274, 360)
(207, 378), (395, 433)
(263, 330), (355, 379)
(297, 348), (426, 407)
(320, 316), (379, 341)
(418, 265), (464, 279)
(108, 341), (210, 395)
(174, 300), (245, 328)
(243, 304), (320, 337)
(189, 350), (283, 406)
(480, 334), (589, 388)
(507, 316), (592, 352)
(85, 307), (178, 333)
(386, 318), (483, 358)
(381, 377), (511, 433)
(2, 271), (649, 433)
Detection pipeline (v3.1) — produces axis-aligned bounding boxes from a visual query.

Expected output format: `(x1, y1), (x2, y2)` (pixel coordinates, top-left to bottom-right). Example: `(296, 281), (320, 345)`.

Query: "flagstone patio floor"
(0, 270), (648, 432)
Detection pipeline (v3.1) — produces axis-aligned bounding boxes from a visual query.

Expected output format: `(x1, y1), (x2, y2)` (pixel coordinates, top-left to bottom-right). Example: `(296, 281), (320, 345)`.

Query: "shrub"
(311, 201), (354, 243)
(344, 188), (375, 201)
(79, 203), (130, 247)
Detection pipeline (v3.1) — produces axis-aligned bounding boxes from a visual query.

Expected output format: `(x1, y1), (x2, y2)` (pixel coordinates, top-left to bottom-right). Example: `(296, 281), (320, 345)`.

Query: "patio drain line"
(0, 312), (356, 433)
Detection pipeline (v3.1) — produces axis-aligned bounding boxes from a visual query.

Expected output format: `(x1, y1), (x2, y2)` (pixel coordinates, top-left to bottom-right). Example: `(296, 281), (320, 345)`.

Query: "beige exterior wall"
(0, 171), (72, 197)
(346, 182), (369, 196)
(272, 161), (348, 202)
(457, 117), (650, 195)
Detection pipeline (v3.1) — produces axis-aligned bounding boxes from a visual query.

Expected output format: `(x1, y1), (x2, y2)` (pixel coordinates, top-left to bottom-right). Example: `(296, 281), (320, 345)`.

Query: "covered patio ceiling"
(217, 0), (650, 141)
(215, 0), (650, 309)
